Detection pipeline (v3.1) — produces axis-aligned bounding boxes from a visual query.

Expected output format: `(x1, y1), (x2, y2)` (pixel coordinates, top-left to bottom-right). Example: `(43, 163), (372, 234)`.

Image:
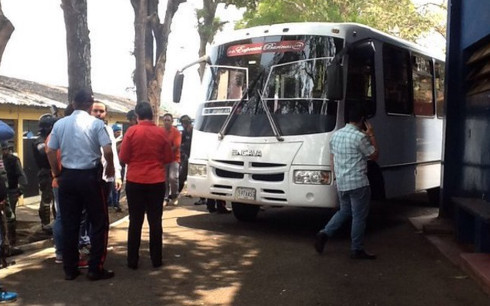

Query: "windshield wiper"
(218, 71), (265, 140)
(257, 89), (283, 141)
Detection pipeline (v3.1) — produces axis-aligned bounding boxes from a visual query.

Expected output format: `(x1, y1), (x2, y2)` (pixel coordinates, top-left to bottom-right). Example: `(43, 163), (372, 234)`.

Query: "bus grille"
(251, 173), (284, 181)
(216, 169), (244, 179)
(213, 160), (285, 182)
(251, 162), (286, 167)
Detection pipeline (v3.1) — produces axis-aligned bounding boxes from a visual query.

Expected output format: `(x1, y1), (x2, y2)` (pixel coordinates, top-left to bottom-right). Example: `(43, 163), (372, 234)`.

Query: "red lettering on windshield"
(227, 41), (305, 57)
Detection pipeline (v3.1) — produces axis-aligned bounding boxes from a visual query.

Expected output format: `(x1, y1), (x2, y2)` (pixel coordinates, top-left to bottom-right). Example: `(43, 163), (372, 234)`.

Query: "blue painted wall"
(461, 0), (490, 48)
(443, 0), (490, 214)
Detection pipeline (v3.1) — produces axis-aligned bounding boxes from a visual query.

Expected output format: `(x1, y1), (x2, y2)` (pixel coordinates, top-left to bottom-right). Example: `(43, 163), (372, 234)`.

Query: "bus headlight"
(188, 163), (207, 177)
(293, 170), (331, 185)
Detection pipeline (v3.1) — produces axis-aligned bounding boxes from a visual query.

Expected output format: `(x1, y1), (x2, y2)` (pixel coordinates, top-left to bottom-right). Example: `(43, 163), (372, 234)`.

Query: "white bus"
(174, 22), (445, 221)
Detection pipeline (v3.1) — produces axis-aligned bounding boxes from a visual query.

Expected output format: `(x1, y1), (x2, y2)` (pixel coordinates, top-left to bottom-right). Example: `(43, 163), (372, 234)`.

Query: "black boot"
(7, 221), (16, 246)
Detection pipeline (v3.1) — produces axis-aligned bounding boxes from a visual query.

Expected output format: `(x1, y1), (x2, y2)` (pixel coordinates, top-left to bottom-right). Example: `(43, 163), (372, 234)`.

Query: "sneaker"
(314, 232), (328, 254)
(78, 259), (89, 269)
(79, 245), (91, 256)
(64, 269), (81, 281)
(7, 247), (24, 257)
(87, 269), (115, 281)
(350, 249), (376, 260)
(172, 198), (179, 206)
(55, 254), (63, 264)
(42, 224), (53, 234)
(0, 290), (18, 302)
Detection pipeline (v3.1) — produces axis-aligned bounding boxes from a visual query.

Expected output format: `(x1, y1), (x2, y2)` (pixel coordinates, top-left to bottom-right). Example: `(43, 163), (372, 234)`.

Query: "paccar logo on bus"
(231, 149), (262, 157)
(227, 41), (305, 57)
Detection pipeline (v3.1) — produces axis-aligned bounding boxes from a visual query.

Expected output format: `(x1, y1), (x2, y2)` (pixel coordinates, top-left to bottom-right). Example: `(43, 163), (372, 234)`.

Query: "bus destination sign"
(227, 41), (305, 57)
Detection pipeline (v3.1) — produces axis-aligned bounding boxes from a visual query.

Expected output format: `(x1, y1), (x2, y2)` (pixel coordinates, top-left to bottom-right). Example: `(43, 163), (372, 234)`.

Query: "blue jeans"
(322, 186), (371, 251)
(109, 181), (120, 208)
(165, 162), (180, 200)
(53, 187), (63, 258)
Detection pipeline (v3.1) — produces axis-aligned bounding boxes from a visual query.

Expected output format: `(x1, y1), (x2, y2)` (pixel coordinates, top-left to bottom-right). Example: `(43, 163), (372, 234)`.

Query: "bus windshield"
(194, 35), (343, 137)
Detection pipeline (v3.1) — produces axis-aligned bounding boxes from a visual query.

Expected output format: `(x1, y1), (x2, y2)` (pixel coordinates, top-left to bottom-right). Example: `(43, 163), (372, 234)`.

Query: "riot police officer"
(32, 114), (57, 231)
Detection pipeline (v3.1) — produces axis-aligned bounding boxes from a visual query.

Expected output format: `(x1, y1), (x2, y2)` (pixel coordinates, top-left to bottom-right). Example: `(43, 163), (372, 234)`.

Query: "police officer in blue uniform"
(47, 89), (115, 281)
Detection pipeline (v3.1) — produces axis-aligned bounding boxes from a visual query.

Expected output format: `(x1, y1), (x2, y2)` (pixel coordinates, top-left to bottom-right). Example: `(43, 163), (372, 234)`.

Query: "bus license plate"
(235, 187), (256, 200)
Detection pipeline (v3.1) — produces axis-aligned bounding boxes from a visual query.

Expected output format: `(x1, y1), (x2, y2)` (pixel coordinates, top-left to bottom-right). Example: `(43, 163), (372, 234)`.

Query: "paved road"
(1, 193), (489, 305)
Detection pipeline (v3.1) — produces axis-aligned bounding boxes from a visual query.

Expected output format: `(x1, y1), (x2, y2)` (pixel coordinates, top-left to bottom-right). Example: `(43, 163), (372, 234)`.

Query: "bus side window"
(412, 54), (435, 117)
(383, 44), (411, 115)
(435, 61), (445, 118)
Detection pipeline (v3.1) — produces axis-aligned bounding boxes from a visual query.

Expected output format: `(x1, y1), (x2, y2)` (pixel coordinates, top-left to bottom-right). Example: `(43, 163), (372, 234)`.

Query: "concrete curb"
(17, 238), (53, 253)
(408, 215), (490, 297)
(460, 253), (490, 296)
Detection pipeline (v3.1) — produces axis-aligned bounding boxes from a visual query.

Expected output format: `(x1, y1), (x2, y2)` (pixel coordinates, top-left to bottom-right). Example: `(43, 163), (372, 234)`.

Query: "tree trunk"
(132, 0), (186, 123)
(197, 36), (208, 81)
(0, 2), (14, 66)
(131, 0), (148, 103)
(61, 0), (92, 102)
(197, 0), (219, 80)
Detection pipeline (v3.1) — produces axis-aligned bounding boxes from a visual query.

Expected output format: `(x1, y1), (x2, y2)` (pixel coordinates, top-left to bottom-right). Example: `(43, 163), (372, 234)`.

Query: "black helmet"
(39, 113), (57, 137)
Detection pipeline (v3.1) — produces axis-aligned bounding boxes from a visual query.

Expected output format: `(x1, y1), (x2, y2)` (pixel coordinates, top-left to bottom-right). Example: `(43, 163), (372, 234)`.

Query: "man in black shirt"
(179, 115), (192, 193)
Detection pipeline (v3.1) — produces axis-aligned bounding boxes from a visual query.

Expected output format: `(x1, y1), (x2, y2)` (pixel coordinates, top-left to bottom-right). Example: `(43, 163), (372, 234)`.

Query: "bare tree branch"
(0, 1), (14, 66)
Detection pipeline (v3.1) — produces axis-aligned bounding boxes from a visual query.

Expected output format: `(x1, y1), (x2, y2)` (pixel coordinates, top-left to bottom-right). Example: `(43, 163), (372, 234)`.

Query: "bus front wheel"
(232, 202), (260, 222)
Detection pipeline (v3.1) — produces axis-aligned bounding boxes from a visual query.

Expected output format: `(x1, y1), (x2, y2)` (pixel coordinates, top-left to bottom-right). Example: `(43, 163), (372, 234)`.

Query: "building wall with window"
(0, 76), (136, 199)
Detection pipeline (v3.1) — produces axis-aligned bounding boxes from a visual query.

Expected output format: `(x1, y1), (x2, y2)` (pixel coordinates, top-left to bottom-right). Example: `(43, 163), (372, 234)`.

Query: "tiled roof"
(0, 75), (136, 113)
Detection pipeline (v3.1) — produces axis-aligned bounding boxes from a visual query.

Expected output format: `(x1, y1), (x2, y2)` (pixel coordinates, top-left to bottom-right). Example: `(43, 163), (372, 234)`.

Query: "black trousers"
(101, 181), (112, 206)
(58, 167), (108, 275)
(178, 153), (189, 193)
(38, 170), (53, 225)
(126, 181), (165, 267)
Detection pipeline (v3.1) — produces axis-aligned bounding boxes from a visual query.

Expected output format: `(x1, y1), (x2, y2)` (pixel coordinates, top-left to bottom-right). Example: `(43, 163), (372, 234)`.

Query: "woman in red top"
(119, 102), (172, 269)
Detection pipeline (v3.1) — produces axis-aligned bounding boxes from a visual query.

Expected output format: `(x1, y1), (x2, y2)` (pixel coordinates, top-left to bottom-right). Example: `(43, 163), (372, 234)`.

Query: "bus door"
(344, 41), (385, 200)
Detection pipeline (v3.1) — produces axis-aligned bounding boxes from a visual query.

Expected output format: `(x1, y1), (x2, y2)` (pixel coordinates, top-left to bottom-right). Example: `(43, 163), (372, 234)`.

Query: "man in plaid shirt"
(315, 104), (379, 259)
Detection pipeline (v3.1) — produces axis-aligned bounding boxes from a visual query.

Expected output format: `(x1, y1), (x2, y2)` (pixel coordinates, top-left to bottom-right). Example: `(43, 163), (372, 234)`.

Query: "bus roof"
(214, 22), (445, 61)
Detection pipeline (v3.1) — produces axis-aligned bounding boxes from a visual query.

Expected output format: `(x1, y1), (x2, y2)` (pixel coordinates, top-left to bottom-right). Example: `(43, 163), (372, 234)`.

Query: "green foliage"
(197, 0), (259, 45)
(196, 0), (259, 78)
(196, 8), (223, 44)
(236, 0), (446, 43)
(237, 0), (365, 27)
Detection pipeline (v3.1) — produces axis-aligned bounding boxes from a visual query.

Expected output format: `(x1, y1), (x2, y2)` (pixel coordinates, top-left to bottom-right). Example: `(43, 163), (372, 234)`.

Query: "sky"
(0, 0), (445, 118)
(0, 0), (242, 117)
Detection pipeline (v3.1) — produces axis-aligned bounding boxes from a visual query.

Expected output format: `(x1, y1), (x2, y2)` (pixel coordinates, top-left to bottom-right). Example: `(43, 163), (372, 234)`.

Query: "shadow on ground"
(2, 192), (489, 305)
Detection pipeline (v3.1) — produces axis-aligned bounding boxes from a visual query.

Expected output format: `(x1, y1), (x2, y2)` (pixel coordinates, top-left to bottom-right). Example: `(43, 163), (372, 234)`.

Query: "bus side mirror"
(173, 72), (184, 103)
(326, 61), (343, 100)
